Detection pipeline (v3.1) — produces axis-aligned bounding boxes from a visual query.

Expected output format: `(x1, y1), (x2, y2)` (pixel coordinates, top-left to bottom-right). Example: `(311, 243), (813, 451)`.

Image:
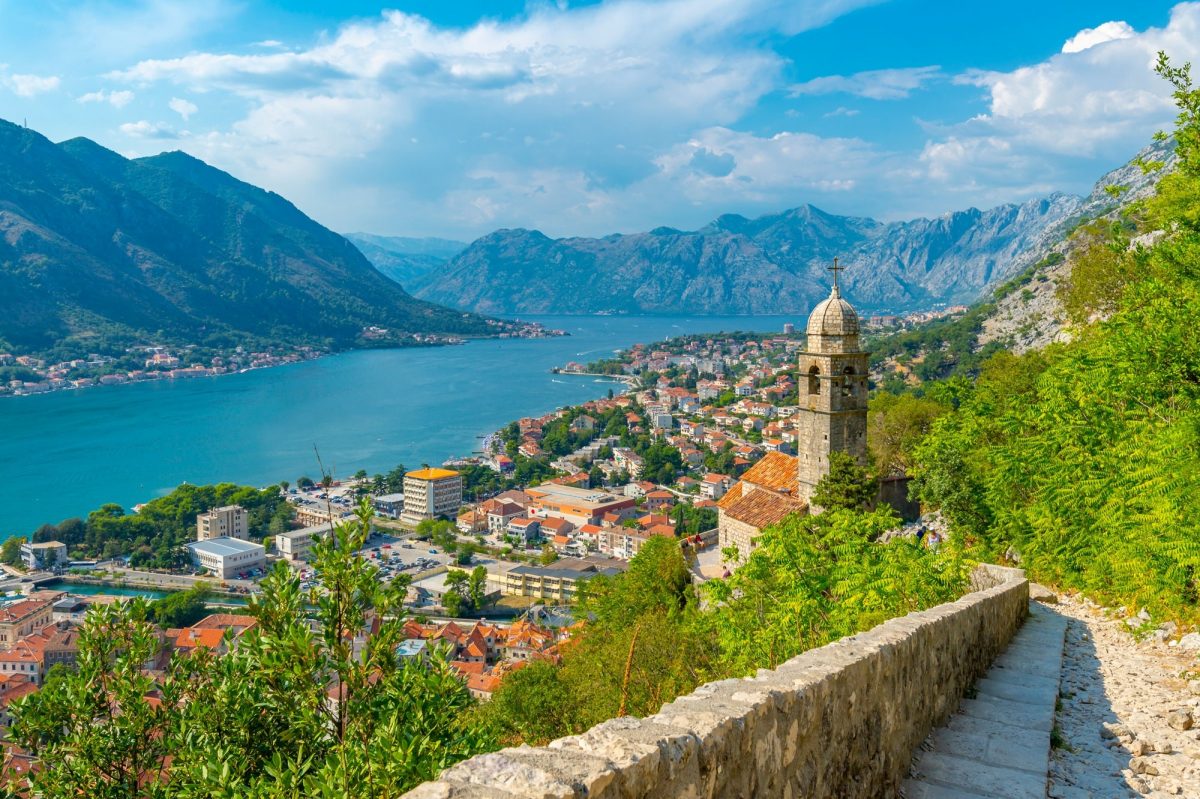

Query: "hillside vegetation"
(0, 120), (495, 359)
(912, 54), (1200, 621)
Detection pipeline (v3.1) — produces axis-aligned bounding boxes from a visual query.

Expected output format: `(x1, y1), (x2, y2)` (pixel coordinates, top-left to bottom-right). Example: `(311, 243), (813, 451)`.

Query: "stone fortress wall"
(403, 564), (1029, 798)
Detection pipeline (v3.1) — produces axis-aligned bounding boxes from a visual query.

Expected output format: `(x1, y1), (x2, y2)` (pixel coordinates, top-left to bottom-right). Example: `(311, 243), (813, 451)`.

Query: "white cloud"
(75, 0), (1198, 238)
(101, 0), (879, 236)
(1062, 20), (1136, 53)
(168, 97), (198, 120)
(928, 1), (1200, 201)
(119, 119), (180, 139)
(791, 66), (941, 100)
(654, 128), (879, 202)
(78, 89), (135, 108)
(4, 72), (60, 97)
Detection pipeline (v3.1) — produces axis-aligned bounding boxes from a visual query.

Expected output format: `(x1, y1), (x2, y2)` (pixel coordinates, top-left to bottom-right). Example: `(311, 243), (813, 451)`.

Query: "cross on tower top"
(828, 257), (844, 294)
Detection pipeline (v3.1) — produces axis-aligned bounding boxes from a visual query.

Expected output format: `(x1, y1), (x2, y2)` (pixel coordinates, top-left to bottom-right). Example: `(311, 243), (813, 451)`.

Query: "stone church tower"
(795, 261), (869, 504)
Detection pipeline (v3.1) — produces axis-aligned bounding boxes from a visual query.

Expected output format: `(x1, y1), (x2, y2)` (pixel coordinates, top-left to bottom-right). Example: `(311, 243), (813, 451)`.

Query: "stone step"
(907, 601), (1068, 799)
(981, 667), (1060, 693)
(902, 777), (994, 798)
(958, 694), (1056, 733)
(925, 721), (1049, 773)
(908, 750), (1048, 799)
(976, 674), (1059, 707)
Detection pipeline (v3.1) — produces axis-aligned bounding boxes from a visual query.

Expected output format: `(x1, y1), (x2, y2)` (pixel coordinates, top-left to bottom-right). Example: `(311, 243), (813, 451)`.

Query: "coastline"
(0, 326), (567, 400)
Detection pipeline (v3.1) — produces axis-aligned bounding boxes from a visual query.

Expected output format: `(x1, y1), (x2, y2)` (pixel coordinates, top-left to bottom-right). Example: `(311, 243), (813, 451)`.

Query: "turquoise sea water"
(39, 581), (170, 600)
(0, 314), (799, 537)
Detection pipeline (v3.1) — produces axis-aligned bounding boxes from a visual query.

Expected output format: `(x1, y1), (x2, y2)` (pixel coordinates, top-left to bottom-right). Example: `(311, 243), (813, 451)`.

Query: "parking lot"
(293, 528), (462, 592)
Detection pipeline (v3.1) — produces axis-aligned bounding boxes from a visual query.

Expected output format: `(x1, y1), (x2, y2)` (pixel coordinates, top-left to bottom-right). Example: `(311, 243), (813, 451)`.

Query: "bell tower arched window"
(808, 365), (821, 395)
(841, 366), (855, 397)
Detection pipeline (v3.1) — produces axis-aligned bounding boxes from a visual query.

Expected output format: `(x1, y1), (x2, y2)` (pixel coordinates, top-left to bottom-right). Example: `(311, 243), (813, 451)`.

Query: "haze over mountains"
(0, 119), (494, 357)
(404, 142), (1171, 316)
(342, 234), (466, 288)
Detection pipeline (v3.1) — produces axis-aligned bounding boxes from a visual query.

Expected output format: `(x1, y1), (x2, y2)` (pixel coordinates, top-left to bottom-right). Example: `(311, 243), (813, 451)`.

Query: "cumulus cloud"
(655, 128), (878, 201)
(791, 66), (941, 100)
(100, 0), (879, 235)
(168, 97), (198, 120)
(3, 72), (60, 97)
(926, 3), (1200, 200)
(1062, 20), (1136, 53)
(78, 89), (135, 108)
(76, 0), (1200, 237)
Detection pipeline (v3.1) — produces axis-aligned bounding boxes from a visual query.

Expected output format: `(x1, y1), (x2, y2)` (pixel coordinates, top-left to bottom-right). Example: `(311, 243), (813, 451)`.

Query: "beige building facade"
(0, 600), (53, 650)
(197, 505), (248, 541)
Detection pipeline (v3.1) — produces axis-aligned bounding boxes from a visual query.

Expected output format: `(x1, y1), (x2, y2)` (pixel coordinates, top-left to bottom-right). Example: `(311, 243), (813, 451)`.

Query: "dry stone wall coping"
(403, 564), (1029, 799)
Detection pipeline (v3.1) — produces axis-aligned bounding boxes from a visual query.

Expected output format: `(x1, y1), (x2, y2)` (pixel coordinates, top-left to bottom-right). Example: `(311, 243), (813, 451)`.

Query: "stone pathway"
(903, 600), (1069, 799)
(1048, 595), (1200, 798)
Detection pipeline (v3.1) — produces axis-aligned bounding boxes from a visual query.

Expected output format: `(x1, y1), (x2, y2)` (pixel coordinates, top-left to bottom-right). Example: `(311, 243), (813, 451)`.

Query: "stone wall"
(403, 564), (1029, 799)
(716, 509), (759, 562)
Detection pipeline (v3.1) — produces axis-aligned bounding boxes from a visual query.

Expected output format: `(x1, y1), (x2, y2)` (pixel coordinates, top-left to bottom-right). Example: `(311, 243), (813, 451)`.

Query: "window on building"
(808, 365), (821, 395)
(842, 366), (855, 397)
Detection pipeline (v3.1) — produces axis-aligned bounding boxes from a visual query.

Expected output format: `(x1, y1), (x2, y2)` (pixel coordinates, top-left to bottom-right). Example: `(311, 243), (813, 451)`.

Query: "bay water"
(0, 315), (799, 538)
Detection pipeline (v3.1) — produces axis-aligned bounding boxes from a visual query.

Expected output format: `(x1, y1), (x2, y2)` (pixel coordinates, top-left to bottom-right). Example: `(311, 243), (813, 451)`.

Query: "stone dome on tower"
(805, 284), (860, 338)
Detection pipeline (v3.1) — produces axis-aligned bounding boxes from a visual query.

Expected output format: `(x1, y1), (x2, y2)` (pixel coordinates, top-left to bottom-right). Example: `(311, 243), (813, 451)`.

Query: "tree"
(867, 393), (951, 477)
(297, 476), (315, 489)
(147, 585), (210, 628)
(444, 569), (469, 598)
(468, 566), (488, 611)
(10, 600), (178, 798)
(0, 536), (26, 567)
(811, 452), (875, 512)
(442, 590), (463, 617)
(909, 52), (1200, 619)
(704, 509), (967, 674)
(10, 500), (493, 796)
(539, 544), (558, 566)
(482, 536), (711, 744)
(587, 465), (604, 487)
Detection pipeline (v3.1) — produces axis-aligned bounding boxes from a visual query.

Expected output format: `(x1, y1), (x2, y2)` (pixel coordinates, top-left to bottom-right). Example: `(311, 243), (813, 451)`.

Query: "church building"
(717, 261), (870, 561)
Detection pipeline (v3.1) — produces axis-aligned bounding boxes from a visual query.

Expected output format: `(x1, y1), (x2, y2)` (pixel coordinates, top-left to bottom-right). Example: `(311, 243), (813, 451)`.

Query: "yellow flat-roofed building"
(401, 467), (463, 526)
(406, 467), (460, 481)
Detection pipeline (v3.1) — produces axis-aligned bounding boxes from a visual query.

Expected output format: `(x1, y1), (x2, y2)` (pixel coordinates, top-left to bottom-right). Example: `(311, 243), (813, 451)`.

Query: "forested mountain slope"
(0, 119), (496, 357)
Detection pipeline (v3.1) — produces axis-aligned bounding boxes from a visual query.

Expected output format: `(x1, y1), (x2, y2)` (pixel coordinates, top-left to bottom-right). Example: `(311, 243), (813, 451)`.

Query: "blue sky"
(0, 0), (1190, 239)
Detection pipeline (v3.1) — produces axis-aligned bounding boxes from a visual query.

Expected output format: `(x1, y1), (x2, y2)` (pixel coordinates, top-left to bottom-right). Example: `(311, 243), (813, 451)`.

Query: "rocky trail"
(1050, 595), (1200, 798)
(903, 590), (1200, 799)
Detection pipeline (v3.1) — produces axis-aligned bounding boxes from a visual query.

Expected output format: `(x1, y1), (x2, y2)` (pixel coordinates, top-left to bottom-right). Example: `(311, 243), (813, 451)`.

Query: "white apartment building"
(20, 541), (67, 570)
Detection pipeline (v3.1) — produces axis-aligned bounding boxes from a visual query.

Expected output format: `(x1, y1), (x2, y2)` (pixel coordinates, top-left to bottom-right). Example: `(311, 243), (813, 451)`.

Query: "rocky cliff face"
(412, 143), (1173, 317)
(977, 139), (1176, 354)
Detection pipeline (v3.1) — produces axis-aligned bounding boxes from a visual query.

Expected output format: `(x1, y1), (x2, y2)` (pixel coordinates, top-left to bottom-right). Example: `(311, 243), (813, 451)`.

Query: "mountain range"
(407, 142), (1171, 316)
(342, 233), (465, 288)
(0, 119), (494, 357)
